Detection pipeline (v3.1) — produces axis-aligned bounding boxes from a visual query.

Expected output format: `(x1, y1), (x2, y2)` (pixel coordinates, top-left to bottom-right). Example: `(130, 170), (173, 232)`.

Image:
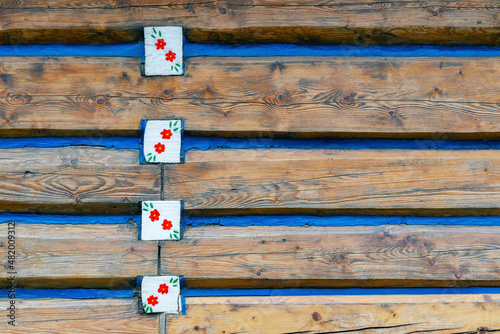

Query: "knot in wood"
(93, 95), (111, 109)
(6, 92), (32, 105)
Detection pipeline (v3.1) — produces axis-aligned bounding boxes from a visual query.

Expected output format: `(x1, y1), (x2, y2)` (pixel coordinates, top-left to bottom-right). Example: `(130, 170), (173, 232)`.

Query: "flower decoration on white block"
(142, 276), (181, 314)
(144, 26), (183, 76)
(141, 200), (181, 241)
(143, 120), (182, 163)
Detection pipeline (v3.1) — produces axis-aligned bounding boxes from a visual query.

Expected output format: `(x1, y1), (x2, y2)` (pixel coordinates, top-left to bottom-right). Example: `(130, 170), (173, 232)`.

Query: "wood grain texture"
(164, 148), (500, 216)
(0, 222), (157, 288)
(0, 147), (161, 214)
(171, 294), (500, 333)
(0, 298), (159, 333)
(161, 225), (500, 288)
(0, 1), (500, 45)
(2, 56), (500, 138)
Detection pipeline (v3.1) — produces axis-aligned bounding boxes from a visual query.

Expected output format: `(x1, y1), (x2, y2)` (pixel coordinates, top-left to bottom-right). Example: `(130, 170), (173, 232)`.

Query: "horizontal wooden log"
(0, 1), (500, 45)
(171, 294), (500, 333)
(2, 56), (500, 139)
(0, 223), (157, 288)
(165, 148), (500, 215)
(0, 147), (160, 214)
(0, 298), (159, 333)
(161, 225), (500, 288)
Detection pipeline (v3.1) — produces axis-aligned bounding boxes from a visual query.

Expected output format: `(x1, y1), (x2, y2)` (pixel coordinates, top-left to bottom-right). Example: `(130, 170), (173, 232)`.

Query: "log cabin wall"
(1, 2), (500, 332)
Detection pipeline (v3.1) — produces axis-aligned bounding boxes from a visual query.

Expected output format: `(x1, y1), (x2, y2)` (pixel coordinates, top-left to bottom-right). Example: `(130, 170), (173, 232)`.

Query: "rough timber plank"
(0, 298), (160, 333)
(0, 147), (161, 214)
(164, 148), (500, 216)
(170, 294), (500, 333)
(2, 56), (500, 139)
(161, 225), (500, 288)
(0, 1), (500, 45)
(0, 223), (158, 288)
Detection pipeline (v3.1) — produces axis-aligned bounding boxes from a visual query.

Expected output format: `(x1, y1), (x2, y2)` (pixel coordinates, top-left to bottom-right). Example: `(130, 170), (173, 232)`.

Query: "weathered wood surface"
(0, 147), (160, 214)
(0, 298), (160, 333)
(0, 1), (500, 45)
(165, 148), (500, 216)
(2, 56), (500, 138)
(0, 223), (158, 288)
(171, 294), (500, 333)
(161, 225), (500, 288)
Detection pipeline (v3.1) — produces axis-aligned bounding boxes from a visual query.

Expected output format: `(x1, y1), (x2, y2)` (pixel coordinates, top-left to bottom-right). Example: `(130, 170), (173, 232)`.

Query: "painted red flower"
(158, 283), (169, 295)
(165, 50), (176, 62)
(162, 219), (173, 230)
(149, 209), (160, 222)
(161, 129), (173, 140)
(155, 39), (166, 50)
(147, 295), (159, 306)
(154, 142), (165, 154)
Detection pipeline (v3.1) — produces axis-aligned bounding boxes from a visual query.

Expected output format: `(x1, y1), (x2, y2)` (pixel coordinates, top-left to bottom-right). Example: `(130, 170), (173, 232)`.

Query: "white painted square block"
(142, 276), (181, 314)
(144, 26), (183, 76)
(141, 200), (181, 241)
(143, 120), (182, 163)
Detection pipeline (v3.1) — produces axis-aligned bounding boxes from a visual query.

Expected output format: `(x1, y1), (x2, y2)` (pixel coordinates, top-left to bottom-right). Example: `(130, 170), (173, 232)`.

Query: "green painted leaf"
(159, 31), (162, 37)
(150, 203), (154, 209)
(153, 155), (156, 162)
(151, 34), (155, 39)
(170, 65), (173, 70)
(175, 63), (180, 67)
(173, 128), (179, 132)
(169, 234), (173, 239)
(174, 234), (179, 239)
(147, 153), (152, 156)
(170, 278), (173, 283)
(153, 28), (157, 34)
(169, 121), (172, 127)
(173, 230), (179, 234)
(147, 156), (152, 162)
(174, 121), (178, 126)
(173, 278), (179, 283)
(173, 284), (178, 287)
(143, 208), (148, 211)
(174, 67), (179, 72)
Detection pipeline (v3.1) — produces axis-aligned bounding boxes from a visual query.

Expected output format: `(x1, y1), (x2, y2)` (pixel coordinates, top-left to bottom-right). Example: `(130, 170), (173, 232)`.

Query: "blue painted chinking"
(3, 212), (500, 226)
(1, 288), (135, 299)
(0, 42), (500, 58)
(5, 287), (500, 299)
(5, 136), (500, 150)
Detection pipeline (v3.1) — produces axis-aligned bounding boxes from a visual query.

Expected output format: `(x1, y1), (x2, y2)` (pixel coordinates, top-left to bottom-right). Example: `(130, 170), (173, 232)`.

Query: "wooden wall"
(1, 1), (500, 333)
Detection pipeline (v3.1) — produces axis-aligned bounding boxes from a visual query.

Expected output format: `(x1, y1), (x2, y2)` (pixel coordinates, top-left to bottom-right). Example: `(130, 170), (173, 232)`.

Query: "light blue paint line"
(183, 215), (500, 227)
(3, 213), (500, 226)
(0, 43), (143, 57)
(0, 43), (500, 57)
(0, 137), (140, 149)
(2, 288), (135, 299)
(7, 287), (499, 299)
(182, 287), (500, 297)
(183, 137), (500, 151)
(6, 137), (500, 150)
(0, 213), (140, 225)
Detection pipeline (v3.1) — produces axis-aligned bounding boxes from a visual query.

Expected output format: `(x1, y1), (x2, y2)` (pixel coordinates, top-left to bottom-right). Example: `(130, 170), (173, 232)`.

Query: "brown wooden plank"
(0, 1), (499, 45)
(161, 225), (500, 288)
(2, 56), (500, 139)
(0, 298), (159, 333)
(165, 148), (500, 216)
(0, 222), (157, 288)
(0, 147), (161, 214)
(170, 294), (500, 333)
(0, 147), (160, 214)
